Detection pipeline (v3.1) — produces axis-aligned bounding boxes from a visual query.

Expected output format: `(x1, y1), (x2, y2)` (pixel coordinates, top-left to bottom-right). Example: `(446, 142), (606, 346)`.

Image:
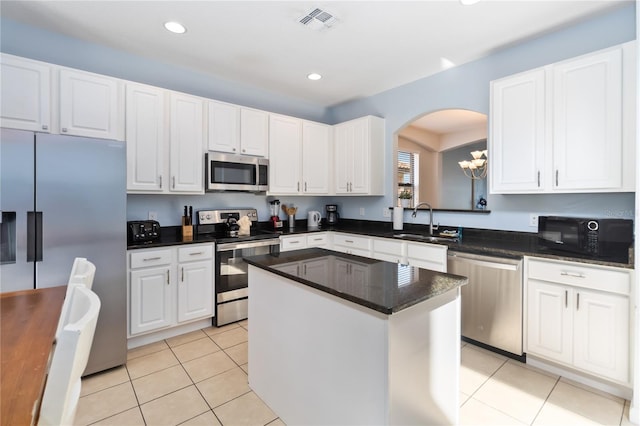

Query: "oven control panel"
(198, 208), (259, 225)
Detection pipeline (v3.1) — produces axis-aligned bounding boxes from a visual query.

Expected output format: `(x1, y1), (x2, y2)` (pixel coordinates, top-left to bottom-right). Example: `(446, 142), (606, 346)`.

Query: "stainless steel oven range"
(197, 209), (280, 327)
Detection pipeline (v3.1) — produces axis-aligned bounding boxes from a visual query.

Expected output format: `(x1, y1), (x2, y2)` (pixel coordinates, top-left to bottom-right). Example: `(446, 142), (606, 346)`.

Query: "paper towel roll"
(393, 207), (403, 230)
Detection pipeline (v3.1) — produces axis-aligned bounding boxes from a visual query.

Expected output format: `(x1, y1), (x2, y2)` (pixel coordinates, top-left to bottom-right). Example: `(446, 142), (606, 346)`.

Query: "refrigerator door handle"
(26, 212), (43, 262)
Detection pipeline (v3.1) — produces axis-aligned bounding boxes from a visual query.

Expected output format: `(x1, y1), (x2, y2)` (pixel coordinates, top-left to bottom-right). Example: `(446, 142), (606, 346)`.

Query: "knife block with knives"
(182, 205), (193, 241)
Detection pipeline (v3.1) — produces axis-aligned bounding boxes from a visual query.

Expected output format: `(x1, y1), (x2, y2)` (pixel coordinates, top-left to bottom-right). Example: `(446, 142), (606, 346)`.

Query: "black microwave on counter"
(538, 216), (633, 259)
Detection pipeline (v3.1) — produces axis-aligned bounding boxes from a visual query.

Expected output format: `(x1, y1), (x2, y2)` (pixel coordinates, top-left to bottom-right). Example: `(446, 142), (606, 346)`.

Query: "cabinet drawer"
(178, 244), (213, 262)
(406, 242), (446, 264)
(527, 258), (630, 295)
(306, 233), (328, 247)
(281, 235), (307, 251)
(130, 249), (172, 269)
(372, 238), (405, 256)
(332, 233), (371, 251)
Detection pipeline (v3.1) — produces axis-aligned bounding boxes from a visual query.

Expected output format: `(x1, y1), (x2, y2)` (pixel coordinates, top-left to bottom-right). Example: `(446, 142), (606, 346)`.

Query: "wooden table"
(1, 286), (66, 426)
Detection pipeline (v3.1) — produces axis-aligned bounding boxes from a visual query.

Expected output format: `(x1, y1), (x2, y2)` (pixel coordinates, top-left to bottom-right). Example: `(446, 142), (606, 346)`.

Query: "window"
(397, 150), (419, 206)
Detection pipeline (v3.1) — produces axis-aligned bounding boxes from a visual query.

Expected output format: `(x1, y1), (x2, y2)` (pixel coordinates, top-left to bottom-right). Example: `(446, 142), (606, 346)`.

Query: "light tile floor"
(77, 322), (633, 425)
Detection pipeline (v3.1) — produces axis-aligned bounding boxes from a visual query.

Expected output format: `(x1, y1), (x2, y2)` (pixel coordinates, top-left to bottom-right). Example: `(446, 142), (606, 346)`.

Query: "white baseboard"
(527, 355), (632, 400)
(127, 318), (213, 349)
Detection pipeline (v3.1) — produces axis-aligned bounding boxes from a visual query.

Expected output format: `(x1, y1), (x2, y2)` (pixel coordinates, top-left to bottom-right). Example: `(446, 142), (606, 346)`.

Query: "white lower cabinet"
(128, 243), (215, 336)
(526, 257), (631, 384)
(331, 233), (372, 258)
(177, 245), (214, 322)
(406, 242), (447, 272)
(371, 238), (405, 264)
(281, 232), (329, 252)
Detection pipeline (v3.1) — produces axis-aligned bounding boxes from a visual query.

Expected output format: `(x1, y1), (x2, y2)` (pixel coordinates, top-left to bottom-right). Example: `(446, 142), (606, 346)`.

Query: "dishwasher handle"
(447, 253), (521, 271)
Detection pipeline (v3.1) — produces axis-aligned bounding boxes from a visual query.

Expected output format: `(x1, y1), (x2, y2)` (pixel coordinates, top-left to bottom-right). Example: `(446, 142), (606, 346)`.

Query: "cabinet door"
(130, 266), (172, 334)
(302, 121), (331, 194)
(349, 118), (370, 194)
(0, 54), (51, 132)
(177, 260), (214, 323)
(490, 68), (546, 193)
(169, 92), (204, 193)
(207, 100), (240, 154)
(126, 83), (165, 192)
(526, 280), (572, 365)
(281, 235), (307, 252)
(573, 289), (629, 382)
(59, 69), (121, 140)
(553, 48), (622, 190)
(268, 114), (302, 194)
(302, 259), (330, 286)
(240, 108), (269, 157)
(333, 122), (352, 194)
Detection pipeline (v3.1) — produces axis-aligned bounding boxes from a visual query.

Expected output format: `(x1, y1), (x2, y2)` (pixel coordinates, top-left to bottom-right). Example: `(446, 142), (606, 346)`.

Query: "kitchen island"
(245, 248), (468, 425)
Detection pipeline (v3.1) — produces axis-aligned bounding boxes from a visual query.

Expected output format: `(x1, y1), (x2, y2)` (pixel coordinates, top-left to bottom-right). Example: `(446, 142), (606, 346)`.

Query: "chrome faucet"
(412, 202), (438, 235)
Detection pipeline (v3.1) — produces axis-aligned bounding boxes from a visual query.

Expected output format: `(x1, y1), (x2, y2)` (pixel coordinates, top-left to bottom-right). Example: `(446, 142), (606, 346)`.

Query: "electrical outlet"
(359, 207), (365, 216)
(529, 213), (538, 227)
(382, 208), (391, 218)
(148, 211), (158, 221)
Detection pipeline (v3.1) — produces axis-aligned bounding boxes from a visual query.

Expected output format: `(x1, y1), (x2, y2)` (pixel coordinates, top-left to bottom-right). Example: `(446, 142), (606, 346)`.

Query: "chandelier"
(458, 149), (487, 180)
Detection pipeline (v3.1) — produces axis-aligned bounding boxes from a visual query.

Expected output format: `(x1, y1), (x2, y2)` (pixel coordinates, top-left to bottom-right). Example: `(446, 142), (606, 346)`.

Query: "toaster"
(127, 220), (161, 244)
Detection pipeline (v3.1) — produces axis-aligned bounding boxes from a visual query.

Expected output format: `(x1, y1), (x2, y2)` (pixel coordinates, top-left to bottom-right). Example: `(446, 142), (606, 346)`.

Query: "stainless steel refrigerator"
(0, 128), (127, 375)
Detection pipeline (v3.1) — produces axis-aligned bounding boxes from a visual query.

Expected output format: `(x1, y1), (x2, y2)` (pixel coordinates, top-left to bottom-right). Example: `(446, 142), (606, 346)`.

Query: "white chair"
(38, 286), (101, 426)
(68, 257), (96, 288)
(56, 258), (96, 340)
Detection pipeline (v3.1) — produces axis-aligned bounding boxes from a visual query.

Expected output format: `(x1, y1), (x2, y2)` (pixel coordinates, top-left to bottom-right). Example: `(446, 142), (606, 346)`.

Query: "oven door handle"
(217, 239), (280, 251)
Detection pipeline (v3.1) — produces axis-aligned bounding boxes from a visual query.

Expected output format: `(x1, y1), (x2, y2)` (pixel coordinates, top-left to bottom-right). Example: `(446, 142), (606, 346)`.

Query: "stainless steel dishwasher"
(447, 251), (524, 357)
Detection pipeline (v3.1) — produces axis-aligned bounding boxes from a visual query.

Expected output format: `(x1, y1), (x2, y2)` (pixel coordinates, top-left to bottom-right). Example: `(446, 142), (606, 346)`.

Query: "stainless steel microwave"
(538, 216), (633, 259)
(205, 152), (268, 192)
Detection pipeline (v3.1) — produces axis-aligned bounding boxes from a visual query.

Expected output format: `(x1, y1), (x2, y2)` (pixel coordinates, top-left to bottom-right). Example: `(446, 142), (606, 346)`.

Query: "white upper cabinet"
(0, 54), (51, 132)
(490, 68), (546, 193)
(125, 83), (165, 192)
(268, 114), (332, 195)
(169, 92), (204, 193)
(268, 114), (302, 194)
(334, 115), (385, 195)
(552, 48), (622, 190)
(490, 41), (635, 194)
(302, 121), (331, 194)
(207, 100), (268, 157)
(59, 68), (123, 140)
(240, 107), (269, 157)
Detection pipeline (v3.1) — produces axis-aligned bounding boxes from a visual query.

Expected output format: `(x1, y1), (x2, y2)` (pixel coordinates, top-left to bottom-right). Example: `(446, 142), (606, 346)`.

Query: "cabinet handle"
(61, 127), (68, 133)
(172, 176), (176, 189)
(565, 290), (568, 308)
(555, 170), (559, 186)
(242, 149), (246, 153)
(576, 292), (580, 310)
(560, 271), (585, 278)
(181, 267), (184, 282)
(189, 251), (203, 256)
(537, 171), (540, 187)
(144, 256), (161, 261)
(291, 241), (300, 244)
(345, 240), (354, 244)
(159, 176), (163, 188)
(305, 182), (307, 192)
(166, 270), (170, 285)
(297, 182), (300, 192)
(42, 124), (48, 130)
(304, 264), (307, 275)
(232, 148), (236, 152)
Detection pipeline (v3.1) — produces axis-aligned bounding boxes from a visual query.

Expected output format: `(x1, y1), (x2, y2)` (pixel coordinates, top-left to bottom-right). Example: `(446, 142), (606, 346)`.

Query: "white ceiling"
(0, 0), (630, 107)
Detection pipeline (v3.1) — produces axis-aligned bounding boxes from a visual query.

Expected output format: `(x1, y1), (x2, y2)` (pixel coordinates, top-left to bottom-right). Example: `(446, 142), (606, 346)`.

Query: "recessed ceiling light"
(164, 21), (186, 34)
(307, 73), (322, 81)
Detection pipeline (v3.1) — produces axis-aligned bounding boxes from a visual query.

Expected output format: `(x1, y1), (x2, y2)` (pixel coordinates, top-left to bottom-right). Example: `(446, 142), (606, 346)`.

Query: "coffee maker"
(325, 204), (339, 226)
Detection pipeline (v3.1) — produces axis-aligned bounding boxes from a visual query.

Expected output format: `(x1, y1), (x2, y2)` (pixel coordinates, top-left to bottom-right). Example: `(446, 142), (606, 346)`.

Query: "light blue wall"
(1, 4), (636, 231)
(328, 2), (636, 231)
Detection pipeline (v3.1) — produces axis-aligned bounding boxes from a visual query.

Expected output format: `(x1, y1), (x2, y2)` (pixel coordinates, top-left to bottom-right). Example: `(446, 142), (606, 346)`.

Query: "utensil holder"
(182, 216), (193, 241)
(288, 214), (295, 229)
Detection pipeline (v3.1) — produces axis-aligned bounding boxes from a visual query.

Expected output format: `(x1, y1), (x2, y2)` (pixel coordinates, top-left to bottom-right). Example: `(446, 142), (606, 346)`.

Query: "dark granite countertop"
(127, 219), (633, 269)
(244, 248), (468, 315)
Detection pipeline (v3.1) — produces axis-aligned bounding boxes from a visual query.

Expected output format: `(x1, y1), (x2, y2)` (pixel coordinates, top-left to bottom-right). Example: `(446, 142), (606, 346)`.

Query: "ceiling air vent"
(298, 8), (337, 31)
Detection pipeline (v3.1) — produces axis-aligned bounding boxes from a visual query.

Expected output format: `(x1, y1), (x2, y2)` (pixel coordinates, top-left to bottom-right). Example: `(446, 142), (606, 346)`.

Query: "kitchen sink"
(392, 233), (458, 243)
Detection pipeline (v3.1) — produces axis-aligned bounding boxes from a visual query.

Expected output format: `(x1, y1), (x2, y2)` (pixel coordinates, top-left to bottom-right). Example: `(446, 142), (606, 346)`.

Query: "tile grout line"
(528, 376), (561, 425)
